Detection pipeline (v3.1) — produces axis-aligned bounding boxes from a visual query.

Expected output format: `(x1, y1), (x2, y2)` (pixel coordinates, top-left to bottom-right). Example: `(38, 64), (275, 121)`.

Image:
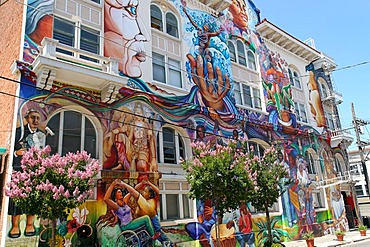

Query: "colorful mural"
(5, 0), (352, 246)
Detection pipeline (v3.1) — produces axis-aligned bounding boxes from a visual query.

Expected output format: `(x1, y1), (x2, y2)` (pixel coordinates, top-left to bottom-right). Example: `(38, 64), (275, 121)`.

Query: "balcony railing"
(315, 171), (359, 189)
(31, 37), (126, 103)
(322, 90), (343, 105)
(329, 128), (353, 148)
(38, 37), (120, 74)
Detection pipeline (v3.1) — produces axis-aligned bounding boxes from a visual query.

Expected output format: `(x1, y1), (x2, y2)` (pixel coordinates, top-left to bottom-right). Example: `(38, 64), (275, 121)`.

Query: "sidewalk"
(283, 230), (370, 247)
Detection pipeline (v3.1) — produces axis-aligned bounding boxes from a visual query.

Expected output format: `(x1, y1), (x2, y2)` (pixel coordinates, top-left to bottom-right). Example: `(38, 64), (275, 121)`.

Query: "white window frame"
(320, 83), (329, 98)
(150, 4), (179, 39)
(306, 152), (316, 175)
(325, 112), (335, 130)
(247, 50), (256, 71)
(159, 181), (193, 222)
(236, 40), (247, 66)
(288, 68), (301, 89)
(151, 4), (163, 32)
(313, 189), (325, 209)
(294, 102), (308, 123)
(228, 41), (236, 62)
(157, 127), (185, 165)
(152, 52), (183, 88)
(46, 110), (99, 158)
(53, 16), (101, 60)
(234, 82), (262, 110)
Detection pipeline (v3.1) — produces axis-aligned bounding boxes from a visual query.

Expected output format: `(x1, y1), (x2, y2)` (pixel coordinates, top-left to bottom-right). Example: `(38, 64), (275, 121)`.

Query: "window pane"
(252, 88), (261, 109)
(299, 104), (307, 122)
(153, 53), (165, 82)
(234, 82), (241, 104)
(306, 153), (315, 174)
(242, 84), (252, 107)
(356, 185), (364, 196)
(166, 13), (178, 38)
(237, 41), (246, 66)
(179, 136), (185, 160)
(46, 113), (60, 154)
(163, 128), (176, 164)
(53, 18), (75, 55)
(228, 41), (236, 62)
(288, 69), (294, 86)
(293, 71), (301, 88)
(84, 117), (97, 158)
(151, 5), (163, 31)
(247, 51), (256, 70)
(168, 59), (182, 87)
(335, 158), (342, 175)
(80, 26), (100, 62)
(258, 144), (265, 158)
(166, 194), (179, 219)
(294, 102), (301, 121)
(62, 111), (81, 156)
(321, 84), (328, 98)
(182, 194), (190, 218)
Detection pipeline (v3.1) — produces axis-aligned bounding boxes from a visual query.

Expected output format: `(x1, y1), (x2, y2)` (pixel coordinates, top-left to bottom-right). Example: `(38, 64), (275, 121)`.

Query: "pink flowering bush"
(6, 146), (100, 221)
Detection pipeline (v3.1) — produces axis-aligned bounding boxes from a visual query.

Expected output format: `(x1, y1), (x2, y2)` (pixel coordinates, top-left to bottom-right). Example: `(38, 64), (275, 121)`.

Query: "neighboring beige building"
(348, 148), (370, 217)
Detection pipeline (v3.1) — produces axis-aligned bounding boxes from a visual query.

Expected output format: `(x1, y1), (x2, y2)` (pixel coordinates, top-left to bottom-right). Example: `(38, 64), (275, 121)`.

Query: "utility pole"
(352, 103), (370, 199)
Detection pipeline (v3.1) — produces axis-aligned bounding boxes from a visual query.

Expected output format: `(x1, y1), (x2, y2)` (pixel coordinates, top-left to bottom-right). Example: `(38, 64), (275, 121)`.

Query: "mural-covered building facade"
(0, 0), (358, 246)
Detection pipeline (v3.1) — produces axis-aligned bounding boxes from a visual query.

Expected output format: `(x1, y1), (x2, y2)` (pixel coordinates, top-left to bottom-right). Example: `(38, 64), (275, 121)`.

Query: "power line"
(0, 74), (341, 144)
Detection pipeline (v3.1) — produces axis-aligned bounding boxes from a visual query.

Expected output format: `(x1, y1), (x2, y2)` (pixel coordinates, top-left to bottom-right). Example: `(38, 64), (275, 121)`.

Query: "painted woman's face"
(229, 0), (249, 30)
(115, 189), (123, 200)
(142, 187), (150, 199)
(104, 0), (148, 77)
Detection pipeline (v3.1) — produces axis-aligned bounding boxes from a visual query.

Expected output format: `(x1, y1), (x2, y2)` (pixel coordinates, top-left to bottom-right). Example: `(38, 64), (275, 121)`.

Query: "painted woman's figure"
(102, 179), (155, 237)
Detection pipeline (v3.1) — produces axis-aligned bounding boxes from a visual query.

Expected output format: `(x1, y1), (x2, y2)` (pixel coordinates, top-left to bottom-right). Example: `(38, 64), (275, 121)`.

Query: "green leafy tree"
(246, 145), (289, 246)
(181, 139), (256, 245)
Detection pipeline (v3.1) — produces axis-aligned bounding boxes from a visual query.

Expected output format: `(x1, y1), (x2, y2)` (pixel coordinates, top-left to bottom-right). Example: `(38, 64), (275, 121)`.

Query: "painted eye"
(130, 6), (137, 15)
(31, 49), (38, 55)
(24, 42), (30, 48)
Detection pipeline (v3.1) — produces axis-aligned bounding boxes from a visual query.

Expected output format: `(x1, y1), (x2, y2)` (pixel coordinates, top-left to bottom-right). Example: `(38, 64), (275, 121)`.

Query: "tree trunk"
(265, 203), (273, 246)
(51, 219), (56, 247)
(215, 214), (221, 247)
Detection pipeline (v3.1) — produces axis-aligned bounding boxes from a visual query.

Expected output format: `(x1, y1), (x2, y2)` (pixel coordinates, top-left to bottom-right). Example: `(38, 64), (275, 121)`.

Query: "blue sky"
(254, 0), (370, 150)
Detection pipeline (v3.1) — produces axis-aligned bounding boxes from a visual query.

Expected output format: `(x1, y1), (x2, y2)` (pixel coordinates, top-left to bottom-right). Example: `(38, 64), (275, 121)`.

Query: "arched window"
(288, 68), (294, 85)
(166, 12), (178, 38)
(293, 71), (301, 88)
(305, 152), (316, 174)
(247, 50), (256, 70)
(237, 40), (246, 66)
(228, 41), (236, 62)
(247, 141), (265, 158)
(321, 83), (328, 98)
(151, 5), (163, 31)
(157, 127), (185, 164)
(334, 156), (343, 176)
(46, 110), (97, 157)
(288, 68), (301, 89)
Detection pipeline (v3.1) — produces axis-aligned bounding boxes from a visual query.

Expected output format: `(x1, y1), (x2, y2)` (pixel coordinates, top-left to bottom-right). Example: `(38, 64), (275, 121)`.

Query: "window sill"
(151, 80), (189, 95)
(231, 61), (259, 75)
(160, 218), (195, 226)
(151, 28), (181, 43)
(236, 104), (268, 115)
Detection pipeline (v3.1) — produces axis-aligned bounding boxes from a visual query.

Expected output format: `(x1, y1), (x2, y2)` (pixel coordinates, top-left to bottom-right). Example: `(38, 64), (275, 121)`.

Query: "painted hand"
(187, 54), (230, 111)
